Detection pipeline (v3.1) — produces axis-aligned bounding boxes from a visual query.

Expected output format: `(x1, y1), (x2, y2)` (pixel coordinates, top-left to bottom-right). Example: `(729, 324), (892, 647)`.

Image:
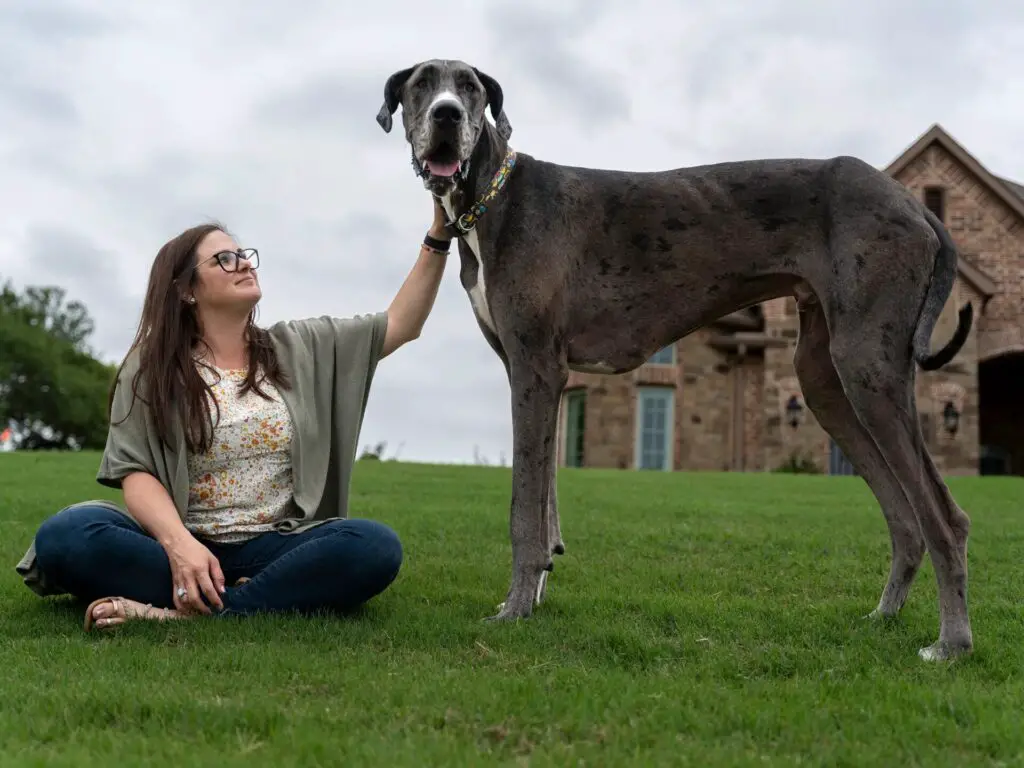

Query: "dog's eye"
(458, 81), (475, 92)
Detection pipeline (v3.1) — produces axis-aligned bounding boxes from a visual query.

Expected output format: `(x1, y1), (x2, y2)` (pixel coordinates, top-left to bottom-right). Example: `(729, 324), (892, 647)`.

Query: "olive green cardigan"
(14, 311), (389, 597)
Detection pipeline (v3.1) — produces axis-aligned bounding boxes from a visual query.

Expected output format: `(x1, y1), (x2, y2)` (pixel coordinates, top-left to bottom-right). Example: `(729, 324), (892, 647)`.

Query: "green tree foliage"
(0, 280), (117, 450)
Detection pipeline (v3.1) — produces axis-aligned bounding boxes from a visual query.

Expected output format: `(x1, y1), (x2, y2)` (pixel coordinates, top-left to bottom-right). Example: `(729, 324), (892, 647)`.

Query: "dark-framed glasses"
(201, 248), (259, 273)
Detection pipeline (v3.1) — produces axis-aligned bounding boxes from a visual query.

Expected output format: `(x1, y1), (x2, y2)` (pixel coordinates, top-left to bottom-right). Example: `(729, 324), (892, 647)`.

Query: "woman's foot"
(84, 596), (186, 631)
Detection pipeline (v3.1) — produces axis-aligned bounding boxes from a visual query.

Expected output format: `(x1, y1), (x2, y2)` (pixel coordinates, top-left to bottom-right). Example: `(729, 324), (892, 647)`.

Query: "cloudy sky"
(2, 0), (1022, 464)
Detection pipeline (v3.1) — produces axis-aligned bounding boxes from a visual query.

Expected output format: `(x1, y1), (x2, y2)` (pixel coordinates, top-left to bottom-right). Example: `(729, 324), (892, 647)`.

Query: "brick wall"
(895, 144), (1024, 362)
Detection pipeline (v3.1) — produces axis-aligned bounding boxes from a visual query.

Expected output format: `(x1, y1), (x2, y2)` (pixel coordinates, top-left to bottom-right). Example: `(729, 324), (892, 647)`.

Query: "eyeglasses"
(198, 248), (260, 273)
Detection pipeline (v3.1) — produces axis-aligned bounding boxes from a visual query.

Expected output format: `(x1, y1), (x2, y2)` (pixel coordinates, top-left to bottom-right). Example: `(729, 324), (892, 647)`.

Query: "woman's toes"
(86, 597), (183, 631)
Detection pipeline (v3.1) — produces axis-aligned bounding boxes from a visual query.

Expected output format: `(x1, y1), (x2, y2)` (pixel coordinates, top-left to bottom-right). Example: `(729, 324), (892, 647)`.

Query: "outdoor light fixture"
(942, 401), (960, 435)
(785, 394), (803, 429)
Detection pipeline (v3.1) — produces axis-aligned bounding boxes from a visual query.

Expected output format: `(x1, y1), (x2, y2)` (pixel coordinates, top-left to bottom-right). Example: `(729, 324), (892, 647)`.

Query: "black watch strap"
(423, 233), (451, 252)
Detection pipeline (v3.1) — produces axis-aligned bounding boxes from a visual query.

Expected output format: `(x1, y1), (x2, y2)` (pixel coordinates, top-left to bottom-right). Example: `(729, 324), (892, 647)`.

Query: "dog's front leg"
(488, 358), (566, 621)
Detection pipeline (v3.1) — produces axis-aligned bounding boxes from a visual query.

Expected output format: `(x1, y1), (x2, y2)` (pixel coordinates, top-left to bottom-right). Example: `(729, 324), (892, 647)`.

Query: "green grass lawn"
(1, 452), (1023, 766)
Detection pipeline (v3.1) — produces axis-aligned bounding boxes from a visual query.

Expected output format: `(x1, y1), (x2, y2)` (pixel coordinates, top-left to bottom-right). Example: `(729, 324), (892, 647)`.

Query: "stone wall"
(760, 298), (832, 473)
(562, 369), (637, 470)
(911, 279), (983, 476)
(740, 355), (766, 471)
(759, 287), (982, 477)
(673, 330), (731, 470)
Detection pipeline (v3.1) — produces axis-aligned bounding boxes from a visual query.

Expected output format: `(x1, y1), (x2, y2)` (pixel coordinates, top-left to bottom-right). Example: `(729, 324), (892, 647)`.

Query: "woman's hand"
(121, 472), (226, 615)
(162, 531), (226, 615)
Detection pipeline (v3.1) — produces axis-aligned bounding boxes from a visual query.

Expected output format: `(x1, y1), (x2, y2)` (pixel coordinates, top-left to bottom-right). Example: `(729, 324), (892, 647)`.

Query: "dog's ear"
(376, 65), (416, 133)
(473, 67), (512, 140)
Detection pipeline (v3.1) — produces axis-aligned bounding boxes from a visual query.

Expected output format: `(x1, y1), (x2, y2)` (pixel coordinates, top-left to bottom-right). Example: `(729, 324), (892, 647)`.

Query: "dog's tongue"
(426, 159), (460, 177)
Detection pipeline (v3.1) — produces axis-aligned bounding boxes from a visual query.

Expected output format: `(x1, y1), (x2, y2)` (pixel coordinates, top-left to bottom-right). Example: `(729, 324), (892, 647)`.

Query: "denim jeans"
(32, 503), (403, 617)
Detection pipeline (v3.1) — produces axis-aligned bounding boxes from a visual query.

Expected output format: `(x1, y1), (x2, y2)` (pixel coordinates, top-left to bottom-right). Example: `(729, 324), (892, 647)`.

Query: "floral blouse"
(185, 366), (295, 543)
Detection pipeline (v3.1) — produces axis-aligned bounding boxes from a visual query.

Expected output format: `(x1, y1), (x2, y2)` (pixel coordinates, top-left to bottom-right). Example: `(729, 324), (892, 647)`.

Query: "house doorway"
(978, 351), (1024, 476)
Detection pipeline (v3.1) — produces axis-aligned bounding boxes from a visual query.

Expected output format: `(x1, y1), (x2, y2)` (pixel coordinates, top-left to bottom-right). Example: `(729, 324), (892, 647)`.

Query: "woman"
(15, 200), (454, 630)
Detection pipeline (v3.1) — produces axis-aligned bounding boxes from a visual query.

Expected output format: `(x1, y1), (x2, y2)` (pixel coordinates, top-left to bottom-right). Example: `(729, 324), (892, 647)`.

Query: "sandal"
(83, 596), (181, 631)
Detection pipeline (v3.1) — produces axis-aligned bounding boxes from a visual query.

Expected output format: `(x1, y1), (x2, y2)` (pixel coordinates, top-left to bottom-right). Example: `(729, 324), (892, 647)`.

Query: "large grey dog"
(375, 59), (975, 661)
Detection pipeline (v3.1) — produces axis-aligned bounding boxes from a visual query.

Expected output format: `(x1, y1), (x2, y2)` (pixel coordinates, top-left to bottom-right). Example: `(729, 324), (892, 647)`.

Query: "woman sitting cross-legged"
(15, 201), (453, 629)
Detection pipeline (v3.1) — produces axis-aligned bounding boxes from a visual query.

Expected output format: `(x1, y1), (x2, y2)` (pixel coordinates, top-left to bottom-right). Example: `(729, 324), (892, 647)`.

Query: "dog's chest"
(441, 194), (496, 334)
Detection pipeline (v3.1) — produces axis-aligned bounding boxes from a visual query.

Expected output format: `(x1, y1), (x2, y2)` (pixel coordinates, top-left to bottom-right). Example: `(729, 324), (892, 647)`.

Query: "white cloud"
(1, 0), (1022, 463)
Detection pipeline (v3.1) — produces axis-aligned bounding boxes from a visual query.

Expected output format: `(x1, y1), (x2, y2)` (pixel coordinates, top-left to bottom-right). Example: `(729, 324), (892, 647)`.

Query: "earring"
(188, 297), (196, 304)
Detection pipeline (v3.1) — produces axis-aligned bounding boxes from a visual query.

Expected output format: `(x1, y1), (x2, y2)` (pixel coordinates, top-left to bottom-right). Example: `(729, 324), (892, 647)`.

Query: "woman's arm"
(380, 200), (451, 358)
(97, 358), (225, 614)
(122, 471), (192, 546)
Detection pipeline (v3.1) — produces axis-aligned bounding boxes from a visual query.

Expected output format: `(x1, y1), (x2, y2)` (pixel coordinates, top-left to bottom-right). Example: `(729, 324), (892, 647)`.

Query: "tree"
(0, 280), (116, 450)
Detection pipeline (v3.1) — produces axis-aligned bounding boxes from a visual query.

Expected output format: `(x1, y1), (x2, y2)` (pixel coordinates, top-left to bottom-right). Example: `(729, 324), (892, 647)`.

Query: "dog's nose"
(431, 104), (463, 124)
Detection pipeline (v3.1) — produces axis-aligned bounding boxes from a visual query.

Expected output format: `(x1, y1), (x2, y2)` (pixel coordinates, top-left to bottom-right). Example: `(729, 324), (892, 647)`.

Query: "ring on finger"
(176, 586), (188, 600)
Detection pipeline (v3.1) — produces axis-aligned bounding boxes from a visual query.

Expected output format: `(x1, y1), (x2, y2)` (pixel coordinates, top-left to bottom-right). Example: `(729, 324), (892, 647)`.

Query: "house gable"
(885, 123), (1024, 361)
(885, 123), (1024, 230)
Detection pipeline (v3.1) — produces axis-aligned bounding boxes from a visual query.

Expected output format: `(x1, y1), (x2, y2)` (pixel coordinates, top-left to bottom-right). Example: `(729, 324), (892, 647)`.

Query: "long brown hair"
(110, 222), (290, 455)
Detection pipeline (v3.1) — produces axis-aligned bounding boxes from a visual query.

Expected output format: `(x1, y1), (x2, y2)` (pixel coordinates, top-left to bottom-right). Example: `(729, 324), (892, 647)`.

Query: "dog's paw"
(485, 590), (536, 622)
(484, 605), (528, 623)
(918, 640), (972, 662)
(862, 607), (898, 621)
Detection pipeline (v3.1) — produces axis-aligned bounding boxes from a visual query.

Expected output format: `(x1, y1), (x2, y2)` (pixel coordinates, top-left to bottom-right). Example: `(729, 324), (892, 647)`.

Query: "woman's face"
(190, 229), (262, 312)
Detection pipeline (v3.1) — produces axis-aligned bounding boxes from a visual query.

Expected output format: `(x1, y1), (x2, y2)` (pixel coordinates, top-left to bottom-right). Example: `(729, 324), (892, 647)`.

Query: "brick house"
(556, 124), (1024, 476)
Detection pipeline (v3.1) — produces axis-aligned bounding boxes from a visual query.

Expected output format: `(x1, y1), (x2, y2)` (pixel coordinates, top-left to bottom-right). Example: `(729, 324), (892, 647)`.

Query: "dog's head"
(376, 59), (512, 195)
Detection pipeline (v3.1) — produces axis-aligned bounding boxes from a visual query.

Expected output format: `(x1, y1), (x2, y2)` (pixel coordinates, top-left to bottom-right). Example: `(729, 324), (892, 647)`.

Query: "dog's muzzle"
(412, 101), (473, 182)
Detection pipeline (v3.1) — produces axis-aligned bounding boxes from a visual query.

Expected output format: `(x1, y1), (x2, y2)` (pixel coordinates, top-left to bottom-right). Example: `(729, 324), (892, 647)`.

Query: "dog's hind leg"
(534, 446), (565, 606)
(792, 289), (925, 618)
(825, 315), (972, 661)
(548, 447), (565, 556)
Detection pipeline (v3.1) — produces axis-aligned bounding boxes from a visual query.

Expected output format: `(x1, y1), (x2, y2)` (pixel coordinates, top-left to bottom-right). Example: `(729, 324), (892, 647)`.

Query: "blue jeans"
(32, 503), (403, 617)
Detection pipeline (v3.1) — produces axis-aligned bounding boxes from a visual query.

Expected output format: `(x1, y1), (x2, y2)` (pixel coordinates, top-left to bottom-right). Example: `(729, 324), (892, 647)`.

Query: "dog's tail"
(912, 207), (973, 372)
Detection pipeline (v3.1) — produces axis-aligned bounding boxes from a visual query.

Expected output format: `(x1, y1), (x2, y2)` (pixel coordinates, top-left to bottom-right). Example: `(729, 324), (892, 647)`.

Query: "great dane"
(375, 58), (975, 662)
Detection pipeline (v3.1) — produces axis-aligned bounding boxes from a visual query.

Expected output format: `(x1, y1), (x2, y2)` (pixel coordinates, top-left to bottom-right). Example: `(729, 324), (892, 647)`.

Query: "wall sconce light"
(785, 394), (804, 429)
(942, 401), (960, 435)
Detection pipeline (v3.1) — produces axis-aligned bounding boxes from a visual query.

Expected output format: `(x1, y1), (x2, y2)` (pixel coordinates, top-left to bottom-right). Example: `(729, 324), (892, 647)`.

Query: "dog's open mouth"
(422, 142), (462, 178)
